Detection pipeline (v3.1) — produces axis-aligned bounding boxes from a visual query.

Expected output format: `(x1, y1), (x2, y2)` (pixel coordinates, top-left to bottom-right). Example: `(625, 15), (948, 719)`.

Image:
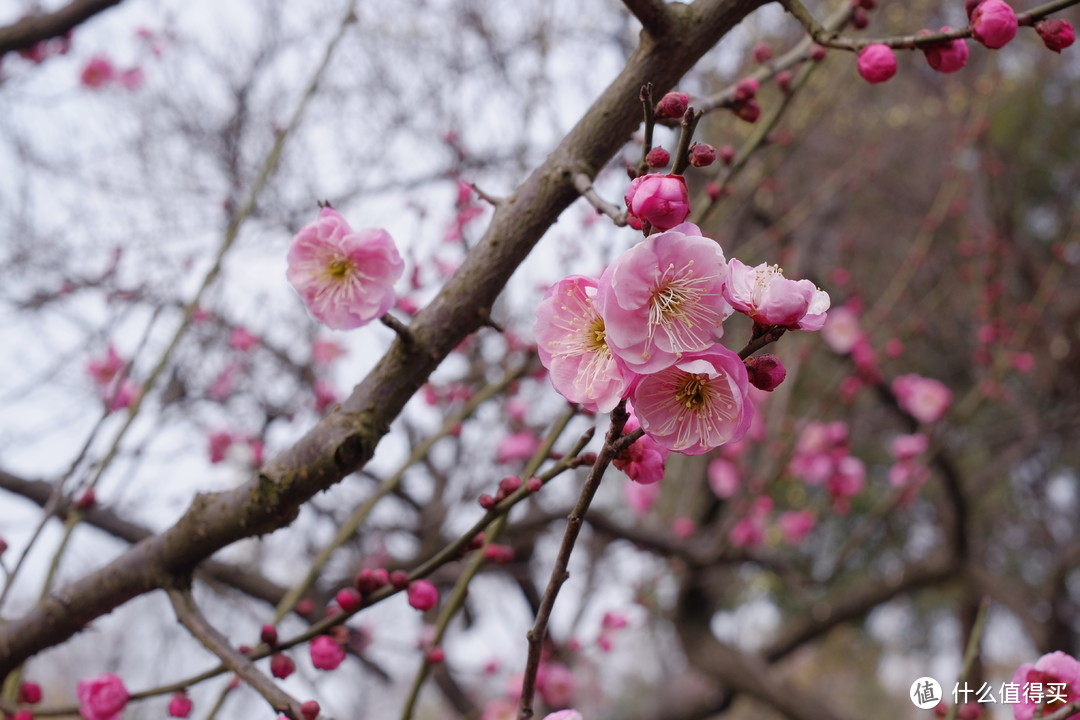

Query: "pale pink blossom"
(730, 496), (772, 548)
(311, 339), (346, 365)
(496, 431), (540, 464)
(892, 374), (953, 423)
(534, 275), (635, 412)
(624, 174), (690, 231)
(208, 432), (233, 464)
(119, 67), (145, 89)
(537, 662), (576, 708)
(672, 517), (696, 538)
(87, 345), (125, 387)
(602, 611), (629, 630)
(777, 510), (816, 544)
(1010, 651), (1080, 720)
(209, 362), (238, 401)
(598, 223), (730, 374)
(286, 207), (403, 330)
(313, 380), (337, 413)
(479, 699), (517, 720)
(309, 635), (345, 670)
(229, 327), (259, 352)
(542, 711), (584, 720)
(624, 478), (660, 515)
(107, 380), (139, 411)
(890, 433), (929, 460)
(631, 345), (753, 455)
(80, 55), (115, 88)
(707, 457), (740, 498)
(77, 673), (129, 720)
(724, 258), (830, 329)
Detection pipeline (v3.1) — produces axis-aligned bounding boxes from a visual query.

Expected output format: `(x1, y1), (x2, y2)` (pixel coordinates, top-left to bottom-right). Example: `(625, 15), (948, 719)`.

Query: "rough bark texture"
(0, 0), (766, 676)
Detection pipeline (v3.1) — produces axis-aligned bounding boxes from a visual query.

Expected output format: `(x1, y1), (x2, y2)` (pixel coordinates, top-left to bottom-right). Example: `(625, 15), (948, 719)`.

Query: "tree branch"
(0, 0), (123, 55)
(622, 0), (675, 38)
(0, 0), (769, 677)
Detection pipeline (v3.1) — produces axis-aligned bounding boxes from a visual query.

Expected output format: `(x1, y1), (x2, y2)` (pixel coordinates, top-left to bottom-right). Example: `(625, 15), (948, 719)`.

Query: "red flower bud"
(645, 147), (670, 168)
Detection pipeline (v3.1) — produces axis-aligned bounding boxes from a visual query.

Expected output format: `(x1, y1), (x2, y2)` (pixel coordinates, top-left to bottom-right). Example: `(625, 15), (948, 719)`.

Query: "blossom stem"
(636, 83), (656, 178)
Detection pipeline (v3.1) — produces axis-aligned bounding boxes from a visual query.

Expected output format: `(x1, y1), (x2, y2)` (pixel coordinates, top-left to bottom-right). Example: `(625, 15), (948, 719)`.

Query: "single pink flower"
(672, 517), (696, 538)
(107, 380), (139, 411)
(87, 345), (125, 387)
(708, 457), (740, 498)
(612, 410), (668, 484)
(1036, 19), (1076, 52)
(537, 662), (576, 708)
(119, 67), (144, 89)
(534, 275), (636, 412)
(313, 380), (337, 413)
(892, 374), (953, 423)
(77, 673), (129, 720)
(730, 496), (772, 547)
(286, 207), (404, 330)
(971, 0), (1018, 49)
(542, 712), (584, 720)
(478, 699), (517, 720)
(80, 55), (115, 88)
(724, 258), (830, 328)
(624, 174), (691, 231)
(208, 431), (233, 464)
(1010, 651), (1080, 720)
(624, 477), (661, 515)
(407, 580), (439, 611)
(822, 305), (863, 354)
(496, 431), (540, 464)
(631, 345), (753, 455)
(229, 327), (259, 352)
(890, 433), (929, 460)
(311, 339), (346, 365)
(598, 223), (730, 374)
(168, 692), (193, 718)
(309, 635), (346, 670)
(856, 44), (897, 84)
(922, 28), (969, 73)
(209, 363), (238, 401)
(602, 611), (630, 630)
(777, 510), (816, 544)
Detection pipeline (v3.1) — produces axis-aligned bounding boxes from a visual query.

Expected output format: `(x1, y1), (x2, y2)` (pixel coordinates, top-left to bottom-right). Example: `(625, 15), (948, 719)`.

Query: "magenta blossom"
(1036, 19), (1076, 52)
(971, 0), (1018, 48)
(534, 275), (635, 412)
(496, 431), (540, 464)
(821, 305), (863, 354)
(624, 477), (661, 515)
(542, 712), (584, 720)
(778, 510), (816, 544)
(922, 28), (969, 73)
(624, 174), (690, 231)
(286, 207), (404, 330)
(537, 662), (576, 708)
(1010, 651), (1080, 720)
(724, 258), (830, 329)
(598, 223), (730, 374)
(632, 345), (753, 455)
(892, 373), (953, 423)
(168, 692), (193, 718)
(309, 635), (346, 671)
(407, 579), (439, 611)
(87, 345), (124, 387)
(857, 44), (897, 84)
(77, 673), (129, 720)
(80, 55), (115, 88)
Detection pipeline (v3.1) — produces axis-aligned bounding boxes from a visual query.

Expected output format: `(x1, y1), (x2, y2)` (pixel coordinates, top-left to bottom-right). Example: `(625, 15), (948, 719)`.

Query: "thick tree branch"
(622, 0), (675, 38)
(0, 0), (767, 677)
(0, 0), (123, 55)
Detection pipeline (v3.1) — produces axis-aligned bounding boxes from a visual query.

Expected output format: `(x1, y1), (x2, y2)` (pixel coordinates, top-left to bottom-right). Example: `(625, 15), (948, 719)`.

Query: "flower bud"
(1035, 19), (1075, 52)
(775, 70), (794, 93)
(260, 624), (278, 648)
(526, 476), (543, 492)
(732, 98), (761, 123)
(427, 646), (446, 664)
(478, 493), (497, 510)
(168, 692), (193, 718)
(390, 570), (410, 589)
(745, 354), (788, 392)
(645, 147), (670, 168)
(719, 145), (735, 165)
(810, 44), (827, 61)
(971, 0), (1018, 49)
(624, 173), (690, 231)
(921, 28), (969, 73)
(19, 682), (43, 705)
(857, 44), (897, 83)
(336, 588), (362, 614)
(734, 78), (759, 102)
(753, 43), (773, 63)
(689, 143), (716, 167)
(271, 653), (296, 679)
(301, 700), (320, 720)
(851, 7), (869, 29)
(655, 91), (689, 119)
(408, 580), (439, 611)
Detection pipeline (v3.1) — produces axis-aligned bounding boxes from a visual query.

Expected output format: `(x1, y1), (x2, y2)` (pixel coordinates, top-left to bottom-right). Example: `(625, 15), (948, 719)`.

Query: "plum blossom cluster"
(852, 0), (1074, 85)
(535, 219), (829, 459)
(1010, 651), (1080, 720)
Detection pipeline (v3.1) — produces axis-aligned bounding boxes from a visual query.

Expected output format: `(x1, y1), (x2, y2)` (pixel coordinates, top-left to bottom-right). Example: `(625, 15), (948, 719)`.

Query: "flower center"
(676, 374), (709, 410)
(584, 316), (609, 354)
(644, 260), (722, 357)
(326, 257), (355, 280)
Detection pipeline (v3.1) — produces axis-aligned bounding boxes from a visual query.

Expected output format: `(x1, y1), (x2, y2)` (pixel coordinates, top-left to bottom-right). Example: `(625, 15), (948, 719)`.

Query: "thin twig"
(636, 83), (656, 178)
(572, 173), (627, 225)
(167, 586), (308, 720)
(944, 598), (989, 720)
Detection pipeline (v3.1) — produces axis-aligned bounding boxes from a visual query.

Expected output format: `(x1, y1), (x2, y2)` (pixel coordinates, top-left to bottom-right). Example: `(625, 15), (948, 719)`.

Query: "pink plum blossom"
(534, 275), (635, 412)
(77, 673), (129, 720)
(708, 457), (740, 498)
(892, 374), (953, 423)
(822, 305), (863, 354)
(672, 517), (696, 538)
(80, 56), (115, 88)
(309, 635), (346, 670)
(624, 477), (661, 515)
(537, 662), (576, 708)
(724, 258), (830, 329)
(313, 380), (338, 413)
(87, 345), (124, 387)
(407, 579), (439, 611)
(229, 327), (259, 352)
(119, 67), (145, 89)
(311, 339), (346, 365)
(1010, 651), (1080, 720)
(890, 433), (929, 460)
(744, 353), (786, 391)
(496, 431), (541, 464)
(631, 345), (753, 455)
(286, 207), (404, 330)
(597, 223), (730, 374)
(778, 511), (816, 544)
(612, 409), (668, 484)
(208, 431), (233, 464)
(971, 0), (1018, 49)
(730, 496), (772, 547)
(856, 44), (897, 84)
(624, 173), (691, 231)
(543, 712), (584, 720)
(479, 699), (517, 720)
(922, 28), (969, 73)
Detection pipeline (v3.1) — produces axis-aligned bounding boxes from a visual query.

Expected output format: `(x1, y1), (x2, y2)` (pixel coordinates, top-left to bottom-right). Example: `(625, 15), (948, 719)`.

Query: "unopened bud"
(733, 98), (761, 123)
(1035, 19), (1075, 52)
(745, 354), (787, 392)
(655, 91), (689, 119)
(645, 147), (671, 168)
(689, 143), (716, 167)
